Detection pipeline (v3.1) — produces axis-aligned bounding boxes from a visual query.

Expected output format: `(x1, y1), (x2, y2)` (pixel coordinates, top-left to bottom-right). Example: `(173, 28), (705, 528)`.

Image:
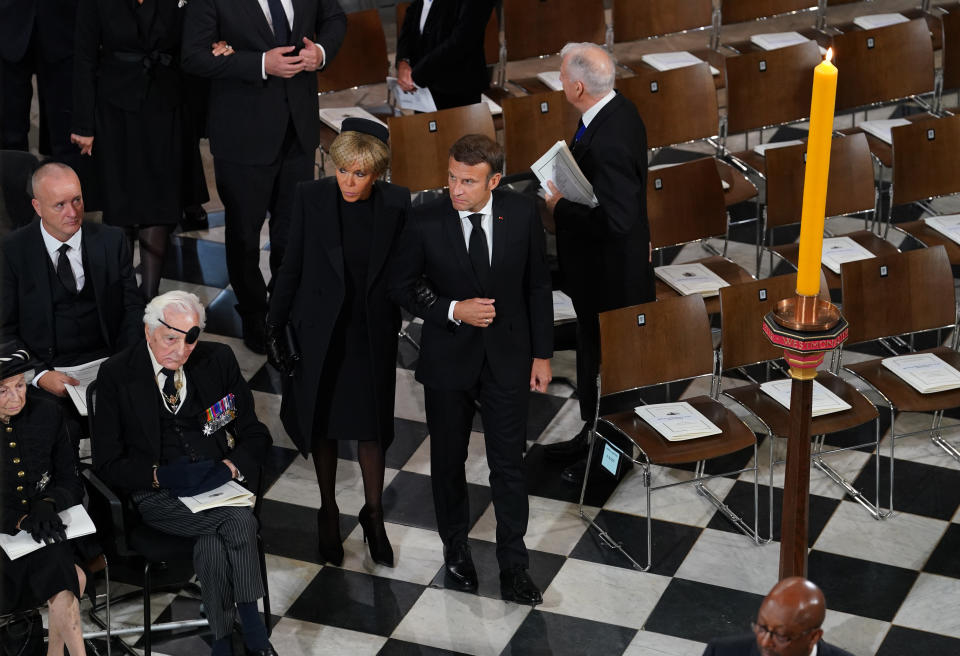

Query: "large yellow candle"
(795, 49), (838, 297)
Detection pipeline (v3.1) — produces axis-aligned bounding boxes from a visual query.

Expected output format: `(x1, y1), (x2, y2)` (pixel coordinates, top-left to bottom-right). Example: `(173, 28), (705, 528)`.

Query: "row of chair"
(581, 245), (959, 572)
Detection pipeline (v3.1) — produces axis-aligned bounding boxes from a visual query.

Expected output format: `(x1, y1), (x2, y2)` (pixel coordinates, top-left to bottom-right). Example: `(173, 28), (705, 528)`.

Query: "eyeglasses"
(751, 622), (817, 647)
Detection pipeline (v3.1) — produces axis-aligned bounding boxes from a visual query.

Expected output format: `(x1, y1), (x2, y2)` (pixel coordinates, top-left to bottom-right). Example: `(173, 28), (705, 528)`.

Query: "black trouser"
(213, 125), (313, 316)
(0, 29), (73, 155)
(424, 360), (530, 570)
(573, 300), (601, 422)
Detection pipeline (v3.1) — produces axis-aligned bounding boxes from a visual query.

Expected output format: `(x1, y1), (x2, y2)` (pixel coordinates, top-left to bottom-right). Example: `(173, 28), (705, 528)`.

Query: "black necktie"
(467, 213), (490, 291)
(160, 368), (178, 406)
(267, 0), (290, 46)
(56, 244), (77, 294)
(573, 118), (586, 143)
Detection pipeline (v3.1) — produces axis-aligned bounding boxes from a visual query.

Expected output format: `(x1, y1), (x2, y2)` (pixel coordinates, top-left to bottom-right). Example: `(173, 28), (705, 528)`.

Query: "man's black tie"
(467, 213), (490, 291)
(56, 244), (77, 294)
(267, 0), (290, 46)
(160, 367), (178, 405)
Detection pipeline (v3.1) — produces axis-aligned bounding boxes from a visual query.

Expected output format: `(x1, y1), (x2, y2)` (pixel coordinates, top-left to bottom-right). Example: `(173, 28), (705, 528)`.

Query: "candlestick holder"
(762, 293), (848, 578)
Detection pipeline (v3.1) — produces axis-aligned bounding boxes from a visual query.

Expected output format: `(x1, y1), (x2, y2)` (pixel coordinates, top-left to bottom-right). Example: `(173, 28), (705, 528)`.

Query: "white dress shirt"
(256, 0), (327, 79)
(580, 89), (616, 129)
(447, 194), (494, 323)
(148, 345), (188, 414)
(419, 0), (433, 33)
(33, 224), (86, 388)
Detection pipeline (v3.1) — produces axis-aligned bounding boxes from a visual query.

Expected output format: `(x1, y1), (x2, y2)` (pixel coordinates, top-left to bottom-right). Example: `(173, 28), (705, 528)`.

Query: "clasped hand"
(19, 500), (66, 544)
(454, 298), (496, 327)
(264, 37), (323, 78)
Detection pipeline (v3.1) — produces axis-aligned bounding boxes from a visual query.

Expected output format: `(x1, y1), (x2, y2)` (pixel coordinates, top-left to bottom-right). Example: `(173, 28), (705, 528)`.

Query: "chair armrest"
(82, 468), (131, 554)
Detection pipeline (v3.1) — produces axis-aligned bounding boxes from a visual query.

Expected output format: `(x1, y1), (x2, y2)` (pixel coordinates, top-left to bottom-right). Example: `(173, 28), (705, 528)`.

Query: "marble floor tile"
(501, 610), (637, 656)
(893, 572), (960, 639)
(642, 578), (764, 644)
(673, 528), (779, 597)
(621, 631), (708, 656)
(535, 398), (587, 447)
(540, 558), (671, 629)
(468, 495), (597, 556)
(157, 279), (224, 308)
(876, 625), (960, 656)
(807, 550), (918, 622)
(395, 368), (427, 423)
(202, 332), (267, 380)
(924, 523), (960, 578)
(879, 421), (960, 472)
(605, 466), (736, 528)
(340, 522), (445, 585)
(268, 617), (387, 655)
(820, 609), (890, 656)
(390, 588), (532, 656)
(264, 455), (399, 514)
(263, 554), (323, 616)
(814, 501), (948, 570)
(737, 440), (874, 501)
(403, 431), (490, 486)
(252, 390), (297, 451)
(855, 456), (960, 521)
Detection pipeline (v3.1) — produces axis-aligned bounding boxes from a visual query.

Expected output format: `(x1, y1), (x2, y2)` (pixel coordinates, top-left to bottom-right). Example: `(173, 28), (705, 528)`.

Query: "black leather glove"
(414, 277), (438, 309)
(20, 499), (66, 544)
(156, 460), (217, 495)
(193, 462), (234, 495)
(265, 321), (292, 375)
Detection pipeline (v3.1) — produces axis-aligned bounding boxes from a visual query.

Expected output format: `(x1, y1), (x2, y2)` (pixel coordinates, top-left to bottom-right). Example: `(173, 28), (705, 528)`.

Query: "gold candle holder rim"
(772, 294), (841, 332)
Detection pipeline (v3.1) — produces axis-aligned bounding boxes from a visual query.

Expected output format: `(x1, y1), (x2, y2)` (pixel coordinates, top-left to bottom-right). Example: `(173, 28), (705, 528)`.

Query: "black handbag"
(0, 610), (43, 656)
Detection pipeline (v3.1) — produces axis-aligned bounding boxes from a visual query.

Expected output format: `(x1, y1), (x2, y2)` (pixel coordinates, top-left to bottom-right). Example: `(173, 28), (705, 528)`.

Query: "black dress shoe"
(543, 424), (590, 462)
(241, 313), (267, 354)
(561, 458), (587, 485)
(358, 504), (394, 567)
(245, 644), (278, 656)
(180, 205), (209, 232)
(499, 567), (542, 605)
(443, 543), (478, 592)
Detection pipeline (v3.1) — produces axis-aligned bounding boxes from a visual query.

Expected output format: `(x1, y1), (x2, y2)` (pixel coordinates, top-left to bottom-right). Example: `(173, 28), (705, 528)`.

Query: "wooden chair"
(611, 0), (713, 43)
(501, 91), (578, 175)
(890, 115), (960, 259)
(841, 246), (960, 514)
(387, 103), (495, 192)
(579, 294), (763, 571)
(720, 0), (816, 25)
(647, 157), (756, 314)
(718, 273), (882, 529)
(316, 9), (389, 94)
(396, 2), (500, 67)
(939, 4), (960, 110)
(833, 19), (935, 114)
(764, 133), (898, 285)
(723, 40), (821, 173)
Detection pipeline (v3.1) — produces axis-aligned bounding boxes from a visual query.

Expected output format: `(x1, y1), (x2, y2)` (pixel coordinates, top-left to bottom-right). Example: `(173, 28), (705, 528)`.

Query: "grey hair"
(560, 42), (615, 97)
(143, 290), (206, 333)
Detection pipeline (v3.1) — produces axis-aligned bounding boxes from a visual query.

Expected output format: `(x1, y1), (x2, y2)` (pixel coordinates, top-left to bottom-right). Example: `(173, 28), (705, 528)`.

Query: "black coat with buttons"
(1, 396), (83, 535)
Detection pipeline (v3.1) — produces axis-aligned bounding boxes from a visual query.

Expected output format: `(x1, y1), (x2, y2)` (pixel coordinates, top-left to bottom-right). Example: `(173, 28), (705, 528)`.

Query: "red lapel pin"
(497, 215), (504, 221)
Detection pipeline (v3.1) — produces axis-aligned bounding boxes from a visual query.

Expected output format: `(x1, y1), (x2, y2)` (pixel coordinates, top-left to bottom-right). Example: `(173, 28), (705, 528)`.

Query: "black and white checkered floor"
(72, 197), (960, 656)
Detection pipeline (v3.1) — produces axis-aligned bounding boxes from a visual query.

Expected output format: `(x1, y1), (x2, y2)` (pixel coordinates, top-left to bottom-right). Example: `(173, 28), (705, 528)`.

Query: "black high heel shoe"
(316, 506), (344, 566)
(358, 505), (394, 567)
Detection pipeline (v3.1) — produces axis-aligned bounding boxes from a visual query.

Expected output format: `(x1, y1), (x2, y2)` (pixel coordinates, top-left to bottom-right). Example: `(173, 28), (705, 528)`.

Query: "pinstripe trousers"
(132, 490), (264, 639)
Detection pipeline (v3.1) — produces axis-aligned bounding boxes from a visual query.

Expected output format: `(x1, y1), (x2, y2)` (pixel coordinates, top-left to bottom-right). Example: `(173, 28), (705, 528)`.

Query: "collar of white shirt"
(581, 89), (617, 129)
(147, 344), (187, 413)
(809, 643), (817, 656)
(39, 221), (82, 261)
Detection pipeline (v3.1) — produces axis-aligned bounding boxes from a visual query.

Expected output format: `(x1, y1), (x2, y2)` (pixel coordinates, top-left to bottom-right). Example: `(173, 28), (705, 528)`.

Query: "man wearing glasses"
(703, 577), (854, 656)
(93, 290), (276, 656)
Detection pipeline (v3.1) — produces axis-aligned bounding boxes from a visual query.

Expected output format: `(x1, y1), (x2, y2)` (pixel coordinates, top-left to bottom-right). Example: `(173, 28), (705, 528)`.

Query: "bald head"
(763, 577), (826, 628)
(559, 42), (615, 113)
(753, 578), (825, 656)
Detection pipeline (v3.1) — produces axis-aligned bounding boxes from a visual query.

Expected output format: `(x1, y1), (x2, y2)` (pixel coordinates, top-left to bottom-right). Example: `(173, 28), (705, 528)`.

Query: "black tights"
(311, 439), (385, 513)
(129, 225), (171, 300)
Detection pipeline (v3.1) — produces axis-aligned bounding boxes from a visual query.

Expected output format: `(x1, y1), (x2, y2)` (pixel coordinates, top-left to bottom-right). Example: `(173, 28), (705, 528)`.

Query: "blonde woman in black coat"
(267, 119), (410, 567)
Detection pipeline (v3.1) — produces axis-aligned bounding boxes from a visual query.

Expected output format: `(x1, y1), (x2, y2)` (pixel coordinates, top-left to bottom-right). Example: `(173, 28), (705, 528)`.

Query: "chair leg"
(811, 422), (885, 519)
(694, 452), (763, 544)
(258, 535), (272, 637)
(105, 557), (112, 656)
(931, 409), (960, 462)
(143, 563), (151, 656)
(767, 433), (775, 543)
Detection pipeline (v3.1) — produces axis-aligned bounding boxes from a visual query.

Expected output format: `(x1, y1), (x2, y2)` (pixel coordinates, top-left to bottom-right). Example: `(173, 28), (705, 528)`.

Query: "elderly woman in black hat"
(267, 119), (411, 567)
(0, 347), (90, 655)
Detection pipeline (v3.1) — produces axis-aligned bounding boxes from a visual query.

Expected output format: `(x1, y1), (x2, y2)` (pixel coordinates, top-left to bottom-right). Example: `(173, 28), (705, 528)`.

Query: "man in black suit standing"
(391, 134), (553, 604)
(395, 0), (493, 110)
(0, 0), (78, 155)
(0, 161), (143, 439)
(703, 577), (854, 656)
(543, 42), (655, 484)
(181, 0), (346, 353)
(94, 290), (275, 656)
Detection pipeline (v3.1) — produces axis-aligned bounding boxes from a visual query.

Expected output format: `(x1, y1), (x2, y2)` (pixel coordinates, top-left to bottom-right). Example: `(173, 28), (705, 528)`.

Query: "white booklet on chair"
(536, 71), (563, 91)
(655, 263), (729, 297)
(0, 505), (97, 560)
(752, 139), (804, 156)
(857, 118), (911, 145)
(923, 214), (960, 246)
(881, 353), (960, 394)
(635, 402), (722, 441)
(853, 13), (909, 30)
(820, 237), (876, 274)
(750, 31), (811, 50)
(640, 51), (720, 76)
(759, 379), (852, 416)
(179, 481), (254, 514)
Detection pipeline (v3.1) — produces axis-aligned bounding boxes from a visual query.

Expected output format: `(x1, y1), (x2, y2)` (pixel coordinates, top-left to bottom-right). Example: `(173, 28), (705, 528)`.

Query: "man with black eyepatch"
(93, 290), (275, 656)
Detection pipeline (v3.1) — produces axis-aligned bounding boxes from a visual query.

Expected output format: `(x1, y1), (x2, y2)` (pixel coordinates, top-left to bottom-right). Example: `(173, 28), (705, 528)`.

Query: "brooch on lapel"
(178, 0), (188, 7)
(497, 215), (504, 221)
(202, 393), (236, 437)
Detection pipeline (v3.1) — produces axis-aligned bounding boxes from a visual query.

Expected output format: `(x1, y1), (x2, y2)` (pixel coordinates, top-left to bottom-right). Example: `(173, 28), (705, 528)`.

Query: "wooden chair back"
(502, 91), (578, 175)
(387, 104), (495, 192)
(942, 8), (960, 92)
(833, 19), (934, 112)
(720, 0), (815, 25)
(316, 9), (388, 93)
(647, 157), (727, 248)
(719, 273), (829, 370)
(599, 295), (714, 394)
(612, 0), (713, 42)
(618, 63), (719, 149)
(840, 246), (955, 345)
(890, 114), (960, 208)
(502, 0), (606, 62)
(765, 132), (875, 229)
(396, 2), (500, 66)
(725, 41), (820, 135)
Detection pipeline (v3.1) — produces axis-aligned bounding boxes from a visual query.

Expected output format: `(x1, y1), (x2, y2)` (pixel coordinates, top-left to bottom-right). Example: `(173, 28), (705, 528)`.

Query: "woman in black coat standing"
(267, 119), (410, 567)
(70, 0), (212, 299)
